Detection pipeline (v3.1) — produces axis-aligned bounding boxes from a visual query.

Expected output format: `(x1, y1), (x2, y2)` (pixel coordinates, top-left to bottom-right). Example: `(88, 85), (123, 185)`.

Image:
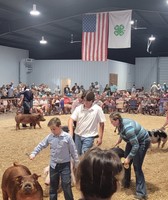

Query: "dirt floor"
(0, 112), (168, 200)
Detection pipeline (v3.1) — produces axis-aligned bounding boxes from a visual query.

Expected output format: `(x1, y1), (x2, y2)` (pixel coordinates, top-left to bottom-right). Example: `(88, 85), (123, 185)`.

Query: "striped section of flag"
(82, 13), (109, 61)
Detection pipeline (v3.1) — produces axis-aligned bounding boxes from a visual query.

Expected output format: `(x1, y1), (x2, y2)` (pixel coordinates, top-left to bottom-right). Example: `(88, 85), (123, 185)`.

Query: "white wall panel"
(0, 45), (29, 86)
(135, 57), (158, 91)
(1, 45), (168, 93)
(108, 60), (135, 90)
(28, 59), (135, 92)
(29, 60), (109, 92)
(158, 57), (168, 85)
(30, 57), (167, 93)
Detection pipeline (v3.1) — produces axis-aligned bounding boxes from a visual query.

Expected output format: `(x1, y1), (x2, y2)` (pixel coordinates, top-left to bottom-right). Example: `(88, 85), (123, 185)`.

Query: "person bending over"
(109, 112), (150, 200)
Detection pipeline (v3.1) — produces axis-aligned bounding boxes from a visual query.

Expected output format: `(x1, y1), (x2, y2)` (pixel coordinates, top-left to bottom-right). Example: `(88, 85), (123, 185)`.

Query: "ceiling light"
(147, 35), (155, 54)
(149, 35), (156, 41)
(40, 36), (47, 44)
(30, 4), (40, 16)
(130, 20), (134, 25)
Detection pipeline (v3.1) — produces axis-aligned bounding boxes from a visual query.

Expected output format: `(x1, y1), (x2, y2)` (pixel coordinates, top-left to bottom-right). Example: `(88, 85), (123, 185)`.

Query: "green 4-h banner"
(108, 10), (132, 49)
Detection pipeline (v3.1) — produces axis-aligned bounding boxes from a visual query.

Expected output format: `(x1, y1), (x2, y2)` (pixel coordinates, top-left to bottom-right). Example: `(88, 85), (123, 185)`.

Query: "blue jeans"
(124, 140), (150, 197)
(75, 134), (95, 155)
(50, 162), (74, 200)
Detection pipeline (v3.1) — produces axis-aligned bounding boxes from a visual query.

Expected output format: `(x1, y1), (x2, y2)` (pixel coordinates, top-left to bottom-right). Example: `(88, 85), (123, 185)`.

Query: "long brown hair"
(76, 147), (123, 200)
(109, 112), (123, 132)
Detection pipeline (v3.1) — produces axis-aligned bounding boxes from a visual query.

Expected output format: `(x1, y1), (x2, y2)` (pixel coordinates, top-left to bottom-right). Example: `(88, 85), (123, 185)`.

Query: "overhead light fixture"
(30, 4), (40, 16)
(147, 35), (155, 54)
(149, 35), (156, 41)
(40, 36), (47, 44)
(130, 20), (134, 25)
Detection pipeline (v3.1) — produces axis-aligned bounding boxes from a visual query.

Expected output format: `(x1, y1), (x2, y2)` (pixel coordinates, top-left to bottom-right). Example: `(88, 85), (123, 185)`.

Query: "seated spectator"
(131, 84), (136, 94)
(158, 99), (165, 116)
(140, 96), (148, 114)
(157, 84), (162, 95)
(147, 96), (158, 115)
(0, 99), (6, 113)
(64, 85), (70, 95)
(150, 82), (158, 96)
(51, 95), (61, 114)
(7, 82), (14, 98)
(94, 93), (104, 108)
(39, 95), (49, 115)
(127, 95), (138, 114)
(55, 85), (61, 95)
(103, 97), (116, 114)
(110, 82), (117, 95)
(71, 83), (80, 94)
(33, 96), (43, 114)
(89, 82), (95, 92)
(71, 93), (84, 114)
(2, 99), (8, 113)
(76, 147), (124, 200)
(80, 85), (85, 94)
(95, 81), (100, 94)
(64, 96), (72, 114)
(162, 83), (168, 93)
(116, 96), (126, 113)
(1, 85), (8, 99)
(104, 84), (111, 96)
(59, 96), (65, 114)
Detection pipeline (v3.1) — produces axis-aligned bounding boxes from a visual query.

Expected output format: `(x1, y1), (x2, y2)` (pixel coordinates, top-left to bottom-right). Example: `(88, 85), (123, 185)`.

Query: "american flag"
(82, 13), (109, 61)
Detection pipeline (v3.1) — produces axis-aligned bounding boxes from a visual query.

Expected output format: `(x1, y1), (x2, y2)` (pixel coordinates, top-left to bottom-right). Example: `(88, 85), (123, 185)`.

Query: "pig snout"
(21, 182), (35, 193)
(40, 116), (46, 121)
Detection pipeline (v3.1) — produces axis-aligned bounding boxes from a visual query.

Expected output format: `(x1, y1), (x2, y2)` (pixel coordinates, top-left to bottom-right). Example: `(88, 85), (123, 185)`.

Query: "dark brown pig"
(1, 162), (43, 200)
(15, 113), (46, 130)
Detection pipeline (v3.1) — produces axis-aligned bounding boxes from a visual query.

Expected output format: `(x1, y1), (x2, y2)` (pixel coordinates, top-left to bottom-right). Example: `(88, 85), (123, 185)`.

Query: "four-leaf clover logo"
(114, 24), (125, 36)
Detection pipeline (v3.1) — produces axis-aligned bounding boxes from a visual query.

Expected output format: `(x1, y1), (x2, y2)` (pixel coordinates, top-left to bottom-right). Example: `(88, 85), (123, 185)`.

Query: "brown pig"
(15, 113), (46, 130)
(1, 162), (43, 200)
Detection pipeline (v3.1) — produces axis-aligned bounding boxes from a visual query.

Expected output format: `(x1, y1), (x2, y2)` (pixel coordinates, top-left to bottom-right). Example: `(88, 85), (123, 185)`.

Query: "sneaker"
(134, 195), (148, 200)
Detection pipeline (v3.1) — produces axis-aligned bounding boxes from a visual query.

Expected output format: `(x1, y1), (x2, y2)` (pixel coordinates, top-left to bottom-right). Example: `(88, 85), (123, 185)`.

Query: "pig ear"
(32, 173), (41, 180)
(15, 176), (23, 184)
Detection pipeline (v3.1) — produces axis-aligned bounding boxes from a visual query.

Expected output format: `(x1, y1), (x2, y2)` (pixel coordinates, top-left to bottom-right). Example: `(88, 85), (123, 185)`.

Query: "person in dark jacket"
(20, 86), (33, 127)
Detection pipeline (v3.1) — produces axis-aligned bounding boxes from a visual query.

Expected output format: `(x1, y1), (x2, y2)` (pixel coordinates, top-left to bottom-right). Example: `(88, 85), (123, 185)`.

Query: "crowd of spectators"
(1, 81), (168, 116)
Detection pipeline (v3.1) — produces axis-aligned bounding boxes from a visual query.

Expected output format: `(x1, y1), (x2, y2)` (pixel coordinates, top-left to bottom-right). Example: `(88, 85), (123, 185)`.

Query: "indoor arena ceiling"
(0, 0), (168, 64)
